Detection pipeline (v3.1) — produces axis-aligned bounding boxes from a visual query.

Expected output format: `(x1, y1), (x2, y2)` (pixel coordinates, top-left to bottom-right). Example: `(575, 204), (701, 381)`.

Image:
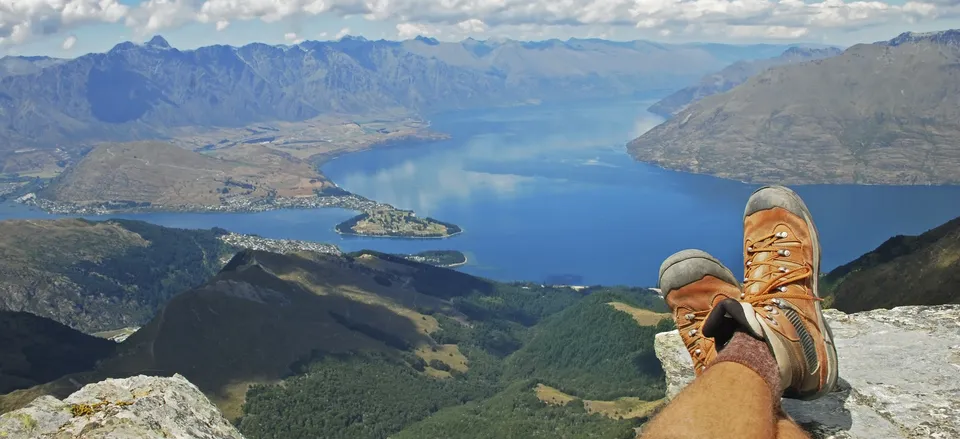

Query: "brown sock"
(714, 331), (782, 405)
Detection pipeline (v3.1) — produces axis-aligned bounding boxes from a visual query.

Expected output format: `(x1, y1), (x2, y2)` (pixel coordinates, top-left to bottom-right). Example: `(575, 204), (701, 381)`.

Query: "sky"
(2, 0), (960, 57)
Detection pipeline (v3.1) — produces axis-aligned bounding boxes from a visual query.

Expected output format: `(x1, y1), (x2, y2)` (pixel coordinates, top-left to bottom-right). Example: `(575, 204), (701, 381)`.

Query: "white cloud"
(284, 32), (304, 44)
(335, 27), (351, 40)
(0, 0), (128, 45)
(2, 0), (960, 46)
(457, 19), (487, 33)
(117, 0), (960, 42)
(124, 0), (199, 35)
(62, 35), (78, 50)
(396, 22), (438, 39)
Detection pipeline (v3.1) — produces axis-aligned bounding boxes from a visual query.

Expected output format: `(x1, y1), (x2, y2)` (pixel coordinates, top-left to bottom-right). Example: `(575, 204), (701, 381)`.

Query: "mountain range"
(0, 245), (670, 438)
(1, 212), (958, 437)
(629, 30), (960, 185)
(0, 36), (811, 175)
(647, 47), (842, 119)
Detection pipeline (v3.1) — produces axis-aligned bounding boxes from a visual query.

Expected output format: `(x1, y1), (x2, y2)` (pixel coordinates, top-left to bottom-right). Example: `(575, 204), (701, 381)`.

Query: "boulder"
(654, 305), (960, 438)
(0, 374), (244, 439)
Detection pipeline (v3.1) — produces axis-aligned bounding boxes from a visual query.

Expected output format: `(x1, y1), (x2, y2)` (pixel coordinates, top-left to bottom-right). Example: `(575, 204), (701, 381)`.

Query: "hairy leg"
(641, 362), (777, 439)
(776, 413), (811, 439)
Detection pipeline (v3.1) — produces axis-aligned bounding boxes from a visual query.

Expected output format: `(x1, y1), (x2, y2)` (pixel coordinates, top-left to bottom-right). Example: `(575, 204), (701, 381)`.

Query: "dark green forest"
(238, 286), (670, 439)
(504, 292), (671, 401)
(393, 381), (639, 439)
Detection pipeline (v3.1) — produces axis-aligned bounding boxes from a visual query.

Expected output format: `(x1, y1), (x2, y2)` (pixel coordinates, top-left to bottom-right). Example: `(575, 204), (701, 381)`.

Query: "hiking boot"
(658, 249), (741, 375)
(734, 185), (838, 400)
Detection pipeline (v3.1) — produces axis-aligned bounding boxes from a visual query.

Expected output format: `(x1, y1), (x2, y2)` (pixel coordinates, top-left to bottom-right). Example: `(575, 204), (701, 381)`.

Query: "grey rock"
(0, 374), (245, 439)
(654, 305), (960, 438)
(654, 330), (696, 400)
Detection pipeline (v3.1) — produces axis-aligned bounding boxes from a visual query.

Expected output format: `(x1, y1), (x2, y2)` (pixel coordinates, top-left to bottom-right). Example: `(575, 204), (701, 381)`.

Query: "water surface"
(4, 100), (960, 286)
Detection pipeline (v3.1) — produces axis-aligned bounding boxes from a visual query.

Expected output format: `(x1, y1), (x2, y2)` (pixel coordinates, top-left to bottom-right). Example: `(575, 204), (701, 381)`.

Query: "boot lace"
(681, 308), (712, 372)
(744, 231), (821, 323)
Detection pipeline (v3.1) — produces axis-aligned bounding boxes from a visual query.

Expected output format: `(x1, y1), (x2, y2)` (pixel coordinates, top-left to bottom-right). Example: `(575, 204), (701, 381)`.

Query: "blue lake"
(4, 99), (960, 286)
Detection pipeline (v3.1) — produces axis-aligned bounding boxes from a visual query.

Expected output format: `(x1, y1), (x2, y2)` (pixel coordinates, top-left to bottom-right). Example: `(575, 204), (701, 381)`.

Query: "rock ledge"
(654, 305), (960, 438)
(0, 374), (244, 439)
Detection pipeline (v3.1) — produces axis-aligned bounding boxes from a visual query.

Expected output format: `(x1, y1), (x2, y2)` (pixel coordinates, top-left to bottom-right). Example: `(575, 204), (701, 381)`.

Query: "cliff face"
(654, 305), (960, 438)
(0, 374), (244, 439)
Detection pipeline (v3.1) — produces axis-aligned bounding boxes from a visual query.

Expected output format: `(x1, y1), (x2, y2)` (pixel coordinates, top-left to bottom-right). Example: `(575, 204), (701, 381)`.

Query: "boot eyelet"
(689, 329), (698, 336)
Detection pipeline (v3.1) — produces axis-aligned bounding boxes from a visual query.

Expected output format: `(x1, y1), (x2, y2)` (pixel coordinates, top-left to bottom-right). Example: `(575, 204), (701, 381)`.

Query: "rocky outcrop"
(0, 374), (244, 439)
(654, 306), (960, 438)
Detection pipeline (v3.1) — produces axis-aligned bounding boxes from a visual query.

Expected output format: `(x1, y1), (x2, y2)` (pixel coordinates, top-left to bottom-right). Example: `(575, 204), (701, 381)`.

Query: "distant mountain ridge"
(0, 35), (806, 157)
(628, 29), (960, 185)
(647, 46), (842, 118)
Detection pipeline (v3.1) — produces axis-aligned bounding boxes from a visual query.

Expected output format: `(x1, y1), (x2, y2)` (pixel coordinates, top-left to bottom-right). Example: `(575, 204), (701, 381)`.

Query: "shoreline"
(12, 192), (466, 240)
(335, 228), (464, 240)
(442, 255), (469, 268)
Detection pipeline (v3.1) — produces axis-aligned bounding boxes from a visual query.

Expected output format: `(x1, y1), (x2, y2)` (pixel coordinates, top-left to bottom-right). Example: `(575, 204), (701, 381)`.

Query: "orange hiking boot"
(727, 185), (839, 400)
(658, 249), (741, 375)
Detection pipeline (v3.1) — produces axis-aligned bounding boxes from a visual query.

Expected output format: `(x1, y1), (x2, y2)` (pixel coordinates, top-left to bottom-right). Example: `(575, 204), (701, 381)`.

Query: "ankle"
(713, 331), (782, 405)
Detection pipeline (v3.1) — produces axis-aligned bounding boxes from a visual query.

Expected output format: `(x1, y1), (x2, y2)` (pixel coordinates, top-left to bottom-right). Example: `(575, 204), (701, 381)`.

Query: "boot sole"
(749, 185), (839, 400)
(659, 249), (740, 300)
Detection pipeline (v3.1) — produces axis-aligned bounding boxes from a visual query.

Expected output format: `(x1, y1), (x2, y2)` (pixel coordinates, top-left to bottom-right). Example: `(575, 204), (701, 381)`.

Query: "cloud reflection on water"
(332, 102), (667, 215)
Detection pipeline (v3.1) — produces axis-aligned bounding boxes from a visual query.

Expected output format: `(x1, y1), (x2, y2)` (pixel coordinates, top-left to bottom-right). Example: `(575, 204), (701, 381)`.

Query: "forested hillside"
(0, 219), (235, 332)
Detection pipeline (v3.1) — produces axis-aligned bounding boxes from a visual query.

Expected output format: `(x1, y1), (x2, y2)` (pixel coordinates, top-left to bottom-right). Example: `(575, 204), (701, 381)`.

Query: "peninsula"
(336, 208), (462, 238)
(13, 137), (463, 239)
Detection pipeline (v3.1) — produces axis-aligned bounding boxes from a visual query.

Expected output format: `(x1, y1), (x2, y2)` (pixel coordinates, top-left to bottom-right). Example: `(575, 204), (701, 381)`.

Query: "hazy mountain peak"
(414, 35), (440, 45)
(886, 29), (960, 47)
(779, 46), (842, 58)
(147, 35), (172, 48)
(109, 41), (138, 52)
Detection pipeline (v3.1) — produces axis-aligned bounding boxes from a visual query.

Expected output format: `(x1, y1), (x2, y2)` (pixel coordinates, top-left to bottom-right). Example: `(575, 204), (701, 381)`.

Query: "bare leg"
(776, 412), (811, 439)
(642, 362), (776, 439)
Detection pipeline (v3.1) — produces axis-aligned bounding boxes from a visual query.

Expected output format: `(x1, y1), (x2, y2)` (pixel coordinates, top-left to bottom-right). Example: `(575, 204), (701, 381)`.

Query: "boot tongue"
(746, 250), (775, 295)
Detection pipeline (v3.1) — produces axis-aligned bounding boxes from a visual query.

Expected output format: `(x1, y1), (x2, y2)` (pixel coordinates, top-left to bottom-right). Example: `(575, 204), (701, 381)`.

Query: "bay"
(4, 99), (960, 286)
